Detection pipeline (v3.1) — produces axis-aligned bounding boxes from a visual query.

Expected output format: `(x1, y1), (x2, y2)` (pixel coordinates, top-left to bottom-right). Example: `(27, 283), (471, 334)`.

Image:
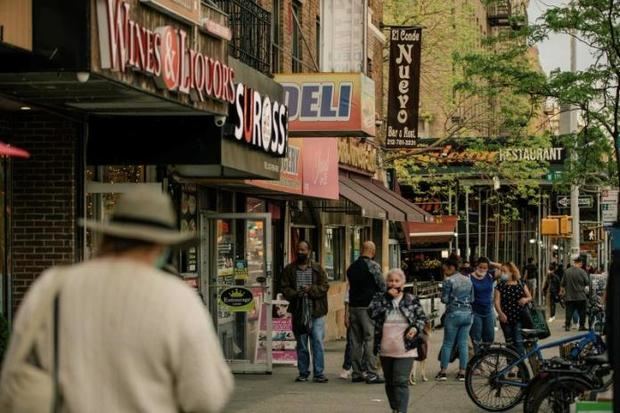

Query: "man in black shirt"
(523, 258), (539, 301)
(346, 241), (386, 384)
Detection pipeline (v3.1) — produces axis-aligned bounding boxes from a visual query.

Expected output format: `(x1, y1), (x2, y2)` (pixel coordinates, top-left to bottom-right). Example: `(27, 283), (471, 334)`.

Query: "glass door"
(202, 213), (273, 373)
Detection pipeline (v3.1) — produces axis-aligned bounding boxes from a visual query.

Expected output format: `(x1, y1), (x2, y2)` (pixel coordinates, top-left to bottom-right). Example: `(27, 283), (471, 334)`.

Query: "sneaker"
(313, 375), (329, 383)
(366, 375), (385, 384)
(456, 373), (466, 382)
(352, 376), (366, 383)
(548, 316), (556, 323)
(565, 326), (571, 332)
(435, 372), (447, 381)
(295, 375), (309, 382)
(339, 369), (352, 380)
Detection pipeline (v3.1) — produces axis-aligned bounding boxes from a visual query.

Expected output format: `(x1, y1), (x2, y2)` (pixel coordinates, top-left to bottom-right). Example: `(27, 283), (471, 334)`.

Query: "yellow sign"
(338, 138), (377, 174)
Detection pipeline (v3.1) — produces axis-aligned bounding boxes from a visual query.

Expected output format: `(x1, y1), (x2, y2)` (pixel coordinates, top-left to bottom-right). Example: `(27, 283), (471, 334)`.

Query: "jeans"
(549, 299), (556, 318)
(470, 311), (495, 354)
(440, 310), (473, 370)
(294, 316), (326, 378)
(566, 300), (586, 329)
(501, 321), (525, 355)
(380, 356), (414, 413)
(350, 307), (379, 378)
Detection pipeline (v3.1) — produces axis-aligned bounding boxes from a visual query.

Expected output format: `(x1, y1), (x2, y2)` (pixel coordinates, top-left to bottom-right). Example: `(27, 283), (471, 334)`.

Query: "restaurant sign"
(275, 73), (376, 137)
(338, 138), (377, 175)
(96, 0), (234, 104)
(499, 147), (565, 162)
(386, 27), (422, 149)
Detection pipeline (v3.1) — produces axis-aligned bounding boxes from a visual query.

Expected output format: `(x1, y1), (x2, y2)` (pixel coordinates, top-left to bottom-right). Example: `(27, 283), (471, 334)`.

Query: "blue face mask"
(500, 273), (509, 282)
(155, 248), (171, 269)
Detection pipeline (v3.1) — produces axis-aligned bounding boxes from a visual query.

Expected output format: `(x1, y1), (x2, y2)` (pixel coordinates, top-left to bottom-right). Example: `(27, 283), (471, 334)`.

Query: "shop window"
(324, 226), (344, 281)
(350, 226), (370, 263)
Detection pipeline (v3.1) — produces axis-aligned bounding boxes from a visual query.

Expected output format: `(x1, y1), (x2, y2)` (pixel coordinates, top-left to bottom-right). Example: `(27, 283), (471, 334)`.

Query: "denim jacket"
(441, 273), (474, 313)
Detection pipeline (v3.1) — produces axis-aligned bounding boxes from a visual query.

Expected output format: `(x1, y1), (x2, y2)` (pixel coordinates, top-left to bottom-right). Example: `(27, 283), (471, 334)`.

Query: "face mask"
(155, 248), (171, 269)
(500, 273), (509, 282)
(297, 253), (308, 263)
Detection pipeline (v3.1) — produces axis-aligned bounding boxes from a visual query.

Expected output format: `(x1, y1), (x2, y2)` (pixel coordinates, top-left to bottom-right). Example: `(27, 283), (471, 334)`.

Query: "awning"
(339, 174), (432, 223)
(0, 142), (30, 158)
(408, 216), (458, 245)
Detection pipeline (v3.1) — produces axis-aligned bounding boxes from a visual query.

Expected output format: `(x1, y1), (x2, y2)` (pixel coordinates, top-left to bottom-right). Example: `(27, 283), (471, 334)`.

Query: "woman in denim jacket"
(368, 269), (427, 413)
(436, 257), (474, 381)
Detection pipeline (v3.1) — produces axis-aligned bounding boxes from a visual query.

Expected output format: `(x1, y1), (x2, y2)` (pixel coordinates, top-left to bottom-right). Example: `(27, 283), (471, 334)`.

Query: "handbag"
(0, 270), (64, 413)
(293, 293), (313, 335)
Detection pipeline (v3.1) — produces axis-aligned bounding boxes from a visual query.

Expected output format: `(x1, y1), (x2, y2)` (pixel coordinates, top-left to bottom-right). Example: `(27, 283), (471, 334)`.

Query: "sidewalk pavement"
(228, 316), (578, 412)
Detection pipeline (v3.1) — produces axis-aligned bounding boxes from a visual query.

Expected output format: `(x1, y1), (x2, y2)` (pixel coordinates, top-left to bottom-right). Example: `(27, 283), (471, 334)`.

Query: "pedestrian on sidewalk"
(469, 257), (496, 354)
(523, 258), (539, 302)
(368, 268), (427, 413)
(341, 285), (369, 379)
(543, 263), (561, 322)
(560, 256), (591, 332)
(282, 240), (330, 383)
(495, 262), (532, 355)
(0, 188), (234, 413)
(436, 257), (474, 381)
(346, 241), (386, 384)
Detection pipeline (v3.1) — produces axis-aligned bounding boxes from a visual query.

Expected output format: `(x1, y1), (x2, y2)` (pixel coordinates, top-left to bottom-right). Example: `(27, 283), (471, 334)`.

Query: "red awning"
(407, 216), (458, 245)
(0, 142), (30, 158)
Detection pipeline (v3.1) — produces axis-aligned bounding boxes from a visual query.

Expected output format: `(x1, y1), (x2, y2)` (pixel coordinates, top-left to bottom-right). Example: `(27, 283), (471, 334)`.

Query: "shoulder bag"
(0, 271), (64, 413)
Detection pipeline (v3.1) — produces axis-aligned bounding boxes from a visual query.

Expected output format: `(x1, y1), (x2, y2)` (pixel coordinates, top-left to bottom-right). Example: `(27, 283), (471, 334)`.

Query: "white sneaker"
(339, 369), (352, 380)
(548, 317), (555, 323)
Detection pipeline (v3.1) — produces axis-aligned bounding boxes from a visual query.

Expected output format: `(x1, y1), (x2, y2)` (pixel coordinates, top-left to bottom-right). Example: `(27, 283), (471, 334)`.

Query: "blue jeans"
(294, 316), (326, 378)
(501, 321), (525, 355)
(470, 311), (496, 354)
(440, 310), (473, 370)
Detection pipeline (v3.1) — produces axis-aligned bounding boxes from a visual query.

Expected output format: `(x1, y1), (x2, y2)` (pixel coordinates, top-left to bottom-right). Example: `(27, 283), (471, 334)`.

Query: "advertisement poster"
(386, 27), (422, 148)
(271, 295), (297, 365)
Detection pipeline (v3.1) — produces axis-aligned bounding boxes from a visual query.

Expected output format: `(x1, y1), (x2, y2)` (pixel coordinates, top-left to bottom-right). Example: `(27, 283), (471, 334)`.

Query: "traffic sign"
(601, 189), (618, 225)
(582, 228), (598, 242)
(556, 195), (593, 209)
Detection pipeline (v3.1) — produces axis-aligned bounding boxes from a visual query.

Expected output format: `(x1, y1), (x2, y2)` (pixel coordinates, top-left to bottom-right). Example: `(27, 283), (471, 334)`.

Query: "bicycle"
(464, 328), (606, 412)
(524, 353), (612, 412)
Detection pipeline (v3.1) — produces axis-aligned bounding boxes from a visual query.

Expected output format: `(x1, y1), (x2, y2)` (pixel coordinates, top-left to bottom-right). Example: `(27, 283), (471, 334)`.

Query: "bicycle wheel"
(465, 347), (531, 412)
(528, 376), (593, 413)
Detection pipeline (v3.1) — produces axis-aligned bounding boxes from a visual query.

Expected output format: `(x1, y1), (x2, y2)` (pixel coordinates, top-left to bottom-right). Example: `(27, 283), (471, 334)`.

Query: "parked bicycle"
(523, 353), (612, 412)
(464, 328), (606, 412)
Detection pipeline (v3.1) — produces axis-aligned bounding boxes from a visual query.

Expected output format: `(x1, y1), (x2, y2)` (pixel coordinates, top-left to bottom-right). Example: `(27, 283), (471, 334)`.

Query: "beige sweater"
(1, 258), (234, 413)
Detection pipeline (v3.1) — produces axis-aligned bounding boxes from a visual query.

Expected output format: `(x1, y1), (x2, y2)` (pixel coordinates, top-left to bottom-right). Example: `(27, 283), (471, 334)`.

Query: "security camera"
(214, 115), (226, 127)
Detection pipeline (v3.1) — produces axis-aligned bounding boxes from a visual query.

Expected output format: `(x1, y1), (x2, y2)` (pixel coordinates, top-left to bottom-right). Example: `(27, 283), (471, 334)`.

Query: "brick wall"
(4, 112), (78, 311)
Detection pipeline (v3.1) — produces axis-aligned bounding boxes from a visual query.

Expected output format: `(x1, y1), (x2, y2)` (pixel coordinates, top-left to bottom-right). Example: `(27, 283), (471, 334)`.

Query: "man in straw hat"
(0, 188), (233, 412)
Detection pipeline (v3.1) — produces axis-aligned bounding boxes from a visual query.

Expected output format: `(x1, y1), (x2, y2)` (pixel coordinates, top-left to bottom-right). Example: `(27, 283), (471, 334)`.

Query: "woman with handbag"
(368, 268), (427, 413)
(495, 262), (532, 355)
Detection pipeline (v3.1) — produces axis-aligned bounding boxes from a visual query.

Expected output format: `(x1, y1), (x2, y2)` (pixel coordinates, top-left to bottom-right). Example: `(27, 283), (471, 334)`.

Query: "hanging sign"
(230, 82), (289, 157)
(220, 287), (255, 312)
(97, 0), (235, 104)
(386, 27), (422, 149)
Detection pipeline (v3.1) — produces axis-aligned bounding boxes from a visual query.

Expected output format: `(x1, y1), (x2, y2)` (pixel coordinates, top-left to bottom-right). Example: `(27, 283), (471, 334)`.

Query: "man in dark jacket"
(346, 241), (386, 384)
(281, 240), (330, 383)
(560, 256), (591, 331)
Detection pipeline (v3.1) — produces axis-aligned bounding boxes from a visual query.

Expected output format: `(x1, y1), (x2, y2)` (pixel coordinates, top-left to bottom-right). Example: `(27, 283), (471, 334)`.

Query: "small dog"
(409, 320), (432, 385)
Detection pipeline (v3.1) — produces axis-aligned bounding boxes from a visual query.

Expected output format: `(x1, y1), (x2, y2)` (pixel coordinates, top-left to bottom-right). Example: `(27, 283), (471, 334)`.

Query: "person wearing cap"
(560, 256), (592, 331)
(0, 188), (234, 413)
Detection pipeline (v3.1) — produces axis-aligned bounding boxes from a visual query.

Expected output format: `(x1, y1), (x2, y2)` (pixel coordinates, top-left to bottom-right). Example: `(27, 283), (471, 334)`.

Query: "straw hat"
(80, 187), (195, 245)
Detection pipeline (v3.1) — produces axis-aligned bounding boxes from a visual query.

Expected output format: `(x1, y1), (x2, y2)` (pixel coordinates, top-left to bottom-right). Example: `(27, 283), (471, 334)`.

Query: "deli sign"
(96, 0), (235, 105)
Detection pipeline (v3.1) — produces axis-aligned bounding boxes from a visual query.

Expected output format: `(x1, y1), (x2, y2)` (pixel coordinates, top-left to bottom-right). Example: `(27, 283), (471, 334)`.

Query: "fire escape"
(487, 0), (526, 30)
(210, 0), (272, 75)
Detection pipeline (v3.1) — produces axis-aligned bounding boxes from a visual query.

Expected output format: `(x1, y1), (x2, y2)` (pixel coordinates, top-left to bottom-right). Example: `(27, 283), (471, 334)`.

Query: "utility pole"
(560, 35), (580, 259)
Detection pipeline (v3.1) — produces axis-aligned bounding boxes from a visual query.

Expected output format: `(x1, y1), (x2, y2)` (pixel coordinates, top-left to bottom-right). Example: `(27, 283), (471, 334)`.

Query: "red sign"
(302, 138), (339, 200)
(97, 0), (235, 104)
(247, 138), (303, 194)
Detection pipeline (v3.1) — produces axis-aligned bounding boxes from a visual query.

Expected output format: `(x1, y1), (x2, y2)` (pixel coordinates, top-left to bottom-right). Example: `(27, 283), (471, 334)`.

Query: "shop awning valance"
(339, 175), (432, 223)
(407, 216), (458, 245)
(0, 142), (30, 158)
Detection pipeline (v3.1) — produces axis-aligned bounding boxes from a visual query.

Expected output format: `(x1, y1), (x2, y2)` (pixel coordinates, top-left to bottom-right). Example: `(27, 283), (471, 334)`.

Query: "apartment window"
(292, 0), (303, 73)
(272, 0), (282, 73)
(315, 16), (320, 70)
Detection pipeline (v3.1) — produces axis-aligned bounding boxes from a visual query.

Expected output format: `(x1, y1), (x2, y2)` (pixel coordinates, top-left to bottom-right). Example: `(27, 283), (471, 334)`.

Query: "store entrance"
(201, 213), (273, 373)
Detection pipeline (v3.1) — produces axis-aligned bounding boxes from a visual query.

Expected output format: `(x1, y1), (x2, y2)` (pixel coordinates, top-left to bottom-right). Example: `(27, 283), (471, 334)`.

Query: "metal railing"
(487, 0), (511, 27)
(211, 0), (272, 75)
